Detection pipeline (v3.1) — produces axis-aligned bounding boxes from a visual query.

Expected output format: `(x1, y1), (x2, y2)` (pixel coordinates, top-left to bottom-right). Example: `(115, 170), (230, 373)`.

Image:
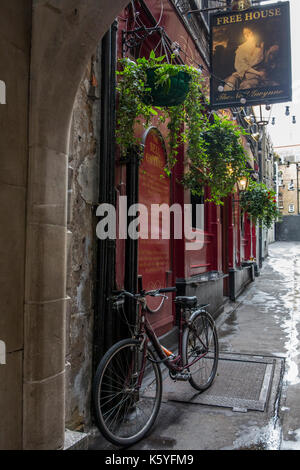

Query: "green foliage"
(116, 52), (249, 205)
(240, 181), (281, 228)
(182, 114), (249, 205)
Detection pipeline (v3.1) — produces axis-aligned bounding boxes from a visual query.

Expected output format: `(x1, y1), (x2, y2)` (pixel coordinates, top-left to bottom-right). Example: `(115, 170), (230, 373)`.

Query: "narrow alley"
(90, 241), (300, 451)
(1, 0), (299, 453)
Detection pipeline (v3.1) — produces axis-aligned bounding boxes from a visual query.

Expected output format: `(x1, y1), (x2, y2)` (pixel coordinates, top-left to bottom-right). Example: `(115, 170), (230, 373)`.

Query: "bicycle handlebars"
(112, 287), (177, 299)
(157, 287), (177, 294)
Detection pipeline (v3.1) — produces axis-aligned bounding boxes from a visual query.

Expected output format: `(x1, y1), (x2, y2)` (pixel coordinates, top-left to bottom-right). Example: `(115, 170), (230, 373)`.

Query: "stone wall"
(0, 0), (32, 450)
(65, 58), (100, 431)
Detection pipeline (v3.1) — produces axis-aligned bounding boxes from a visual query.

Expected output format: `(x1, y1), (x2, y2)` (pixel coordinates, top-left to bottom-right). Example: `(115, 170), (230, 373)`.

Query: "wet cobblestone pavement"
(90, 242), (300, 451)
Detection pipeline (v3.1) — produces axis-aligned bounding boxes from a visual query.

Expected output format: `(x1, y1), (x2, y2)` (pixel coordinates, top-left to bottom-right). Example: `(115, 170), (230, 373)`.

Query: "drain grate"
(146, 353), (276, 412)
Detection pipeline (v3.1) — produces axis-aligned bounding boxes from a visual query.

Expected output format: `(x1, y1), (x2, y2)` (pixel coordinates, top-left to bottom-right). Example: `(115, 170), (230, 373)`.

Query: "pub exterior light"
(244, 115), (254, 125)
(237, 176), (249, 192)
(251, 132), (260, 142)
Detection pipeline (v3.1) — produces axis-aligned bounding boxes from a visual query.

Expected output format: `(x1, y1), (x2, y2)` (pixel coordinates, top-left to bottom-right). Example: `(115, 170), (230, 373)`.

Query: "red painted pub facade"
(114, 1), (256, 338)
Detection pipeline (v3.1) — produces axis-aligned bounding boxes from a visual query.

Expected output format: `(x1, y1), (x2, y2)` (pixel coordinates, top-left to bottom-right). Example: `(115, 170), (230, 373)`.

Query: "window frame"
(288, 204), (295, 213)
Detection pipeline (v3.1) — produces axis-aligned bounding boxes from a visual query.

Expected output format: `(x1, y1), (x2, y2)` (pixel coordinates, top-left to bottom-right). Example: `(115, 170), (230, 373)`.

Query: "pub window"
(288, 180), (294, 190)
(191, 193), (205, 230)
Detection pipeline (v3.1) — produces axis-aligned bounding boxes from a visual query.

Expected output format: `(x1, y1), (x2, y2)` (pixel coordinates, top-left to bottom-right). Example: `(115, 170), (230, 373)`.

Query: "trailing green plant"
(116, 51), (249, 204)
(239, 180), (281, 228)
(182, 114), (249, 204)
(116, 51), (204, 161)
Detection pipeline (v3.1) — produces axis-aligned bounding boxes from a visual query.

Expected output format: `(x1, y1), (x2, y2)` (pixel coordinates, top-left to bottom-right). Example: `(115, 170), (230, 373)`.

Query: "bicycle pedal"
(170, 371), (191, 381)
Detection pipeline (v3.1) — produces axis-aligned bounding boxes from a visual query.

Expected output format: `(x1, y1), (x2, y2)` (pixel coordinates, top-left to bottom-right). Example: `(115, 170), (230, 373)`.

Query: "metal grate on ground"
(144, 353), (277, 412)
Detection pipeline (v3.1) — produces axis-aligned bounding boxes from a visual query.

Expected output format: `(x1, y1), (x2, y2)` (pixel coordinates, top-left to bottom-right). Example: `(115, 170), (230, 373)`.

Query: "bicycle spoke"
(183, 312), (218, 391)
(94, 340), (162, 445)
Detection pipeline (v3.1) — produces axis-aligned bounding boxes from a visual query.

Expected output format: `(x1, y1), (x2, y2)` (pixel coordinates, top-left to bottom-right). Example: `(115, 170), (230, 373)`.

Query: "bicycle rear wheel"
(182, 311), (218, 392)
(93, 338), (162, 446)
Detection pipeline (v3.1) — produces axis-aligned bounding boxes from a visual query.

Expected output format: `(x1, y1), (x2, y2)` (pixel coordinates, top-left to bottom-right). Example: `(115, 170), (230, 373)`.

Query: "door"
(138, 127), (174, 336)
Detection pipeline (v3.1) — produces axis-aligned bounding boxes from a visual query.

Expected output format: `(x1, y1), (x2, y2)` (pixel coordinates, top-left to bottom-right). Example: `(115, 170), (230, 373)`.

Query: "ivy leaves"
(116, 57), (157, 154)
(240, 181), (281, 228)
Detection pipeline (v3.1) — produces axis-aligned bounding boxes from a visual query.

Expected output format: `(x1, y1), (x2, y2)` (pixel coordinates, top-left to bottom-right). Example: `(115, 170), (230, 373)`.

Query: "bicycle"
(93, 287), (219, 446)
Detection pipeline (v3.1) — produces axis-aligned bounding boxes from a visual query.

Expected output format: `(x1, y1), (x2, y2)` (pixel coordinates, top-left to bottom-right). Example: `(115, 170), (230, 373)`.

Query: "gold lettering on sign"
(215, 8), (281, 26)
(145, 152), (162, 168)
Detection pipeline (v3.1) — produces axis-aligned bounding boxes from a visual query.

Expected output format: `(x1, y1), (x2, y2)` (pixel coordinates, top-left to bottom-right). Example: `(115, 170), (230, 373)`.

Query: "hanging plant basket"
(142, 67), (191, 107)
(240, 181), (281, 228)
(116, 51), (250, 204)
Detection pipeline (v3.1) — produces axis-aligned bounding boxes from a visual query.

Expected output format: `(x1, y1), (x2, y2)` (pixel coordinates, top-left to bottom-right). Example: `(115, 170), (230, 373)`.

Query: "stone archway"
(23, 0), (129, 450)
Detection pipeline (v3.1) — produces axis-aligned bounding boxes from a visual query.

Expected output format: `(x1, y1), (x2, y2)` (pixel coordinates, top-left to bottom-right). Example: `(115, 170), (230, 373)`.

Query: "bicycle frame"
(113, 291), (211, 390)
(137, 302), (210, 377)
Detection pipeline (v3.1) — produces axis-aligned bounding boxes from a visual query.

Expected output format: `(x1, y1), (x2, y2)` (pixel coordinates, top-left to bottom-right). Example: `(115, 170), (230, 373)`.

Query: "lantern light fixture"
(244, 114), (255, 125)
(251, 132), (260, 142)
(237, 176), (249, 192)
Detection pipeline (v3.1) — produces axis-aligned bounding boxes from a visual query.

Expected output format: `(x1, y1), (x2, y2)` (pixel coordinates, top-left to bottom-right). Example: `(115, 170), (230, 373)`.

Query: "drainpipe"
(94, 21), (118, 366)
(124, 146), (140, 327)
(258, 140), (263, 269)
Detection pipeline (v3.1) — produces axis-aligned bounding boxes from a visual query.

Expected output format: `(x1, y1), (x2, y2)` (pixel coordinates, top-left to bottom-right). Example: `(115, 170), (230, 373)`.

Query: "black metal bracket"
(122, 25), (165, 56)
(184, 0), (263, 16)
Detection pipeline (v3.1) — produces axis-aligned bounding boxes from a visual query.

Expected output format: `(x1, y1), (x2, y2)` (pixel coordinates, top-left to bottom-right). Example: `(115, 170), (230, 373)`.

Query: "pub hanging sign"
(210, 1), (292, 109)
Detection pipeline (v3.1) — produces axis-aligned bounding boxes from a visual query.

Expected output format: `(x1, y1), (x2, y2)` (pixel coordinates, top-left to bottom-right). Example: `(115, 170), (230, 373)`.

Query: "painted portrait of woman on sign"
(210, 2), (292, 109)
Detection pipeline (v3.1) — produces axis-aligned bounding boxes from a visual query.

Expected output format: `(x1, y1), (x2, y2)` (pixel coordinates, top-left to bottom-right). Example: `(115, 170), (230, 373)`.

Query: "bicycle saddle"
(175, 296), (197, 308)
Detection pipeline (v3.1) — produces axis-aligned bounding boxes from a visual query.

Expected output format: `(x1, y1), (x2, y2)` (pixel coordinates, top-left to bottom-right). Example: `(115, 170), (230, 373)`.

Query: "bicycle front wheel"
(182, 311), (219, 392)
(93, 338), (162, 446)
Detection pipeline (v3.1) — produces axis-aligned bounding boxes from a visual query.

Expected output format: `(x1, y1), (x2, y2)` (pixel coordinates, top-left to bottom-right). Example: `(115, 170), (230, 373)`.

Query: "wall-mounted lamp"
(237, 176), (249, 192)
(293, 116), (296, 124)
(251, 132), (260, 142)
(285, 106), (290, 116)
(244, 114), (255, 126)
(257, 104), (271, 127)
